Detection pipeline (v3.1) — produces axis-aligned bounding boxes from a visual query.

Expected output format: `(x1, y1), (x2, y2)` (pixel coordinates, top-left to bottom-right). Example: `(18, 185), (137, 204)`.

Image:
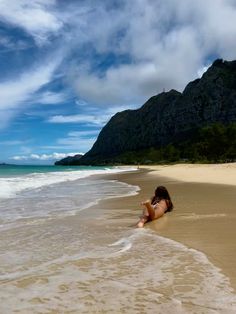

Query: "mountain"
(56, 59), (236, 165)
(55, 154), (83, 165)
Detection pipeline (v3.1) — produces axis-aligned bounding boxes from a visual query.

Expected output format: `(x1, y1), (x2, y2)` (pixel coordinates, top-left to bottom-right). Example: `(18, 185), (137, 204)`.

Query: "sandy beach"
(101, 163), (236, 292)
(141, 163), (236, 186)
(1, 164), (236, 313)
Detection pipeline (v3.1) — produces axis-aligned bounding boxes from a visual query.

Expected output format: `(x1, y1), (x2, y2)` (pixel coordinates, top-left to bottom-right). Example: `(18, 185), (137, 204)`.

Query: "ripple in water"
(1, 229), (236, 314)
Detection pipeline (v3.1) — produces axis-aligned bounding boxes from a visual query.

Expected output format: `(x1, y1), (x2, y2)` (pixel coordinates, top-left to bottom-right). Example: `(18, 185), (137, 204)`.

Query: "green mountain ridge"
(56, 59), (236, 165)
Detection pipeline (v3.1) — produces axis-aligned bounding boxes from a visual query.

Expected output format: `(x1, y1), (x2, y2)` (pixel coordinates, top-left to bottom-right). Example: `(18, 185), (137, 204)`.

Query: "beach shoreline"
(96, 163), (236, 291)
(1, 163), (236, 312)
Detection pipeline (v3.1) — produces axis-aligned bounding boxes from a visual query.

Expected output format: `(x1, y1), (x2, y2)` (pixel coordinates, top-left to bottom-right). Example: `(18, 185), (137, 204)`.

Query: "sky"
(1, 0), (236, 164)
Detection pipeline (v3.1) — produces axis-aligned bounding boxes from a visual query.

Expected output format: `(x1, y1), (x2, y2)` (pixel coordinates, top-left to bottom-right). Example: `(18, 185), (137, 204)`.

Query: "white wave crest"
(0, 167), (137, 199)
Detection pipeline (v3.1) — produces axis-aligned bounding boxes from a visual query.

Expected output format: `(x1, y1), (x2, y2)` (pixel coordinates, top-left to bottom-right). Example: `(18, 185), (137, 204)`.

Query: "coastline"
(1, 164), (236, 312)
(94, 163), (236, 291)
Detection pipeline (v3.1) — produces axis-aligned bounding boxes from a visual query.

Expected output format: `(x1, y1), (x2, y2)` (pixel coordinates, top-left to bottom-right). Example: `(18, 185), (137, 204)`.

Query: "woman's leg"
(136, 207), (150, 228)
(142, 201), (156, 220)
(136, 215), (149, 228)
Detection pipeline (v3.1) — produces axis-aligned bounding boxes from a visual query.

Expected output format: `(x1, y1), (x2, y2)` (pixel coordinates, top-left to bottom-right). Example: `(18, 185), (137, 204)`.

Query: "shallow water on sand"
(1, 170), (236, 313)
(1, 224), (236, 314)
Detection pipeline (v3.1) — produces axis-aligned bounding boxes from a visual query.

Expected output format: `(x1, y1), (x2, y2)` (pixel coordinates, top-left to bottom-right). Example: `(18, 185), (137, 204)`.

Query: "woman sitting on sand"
(137, 186), (174, 228)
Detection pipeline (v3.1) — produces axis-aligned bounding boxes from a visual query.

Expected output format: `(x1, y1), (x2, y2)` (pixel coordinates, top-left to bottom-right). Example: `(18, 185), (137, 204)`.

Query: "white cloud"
(75, 99), (88, 107)
(57, 137), (96, 151)
(11, 152), (83, 161)
(68, 130), (99, 137)
(39, 128), (100, 153)
(0, 58), (59, 129)
(70, 0), (236, 105)
(75, 62), (179, 105)
(0, 0), (63, 45)
(0, 35), (30, 52)
(53, 128), (101, 153)
(197, 64), (211, 78)
(2, 0), (236, 111)
(33, 91), (68, 105)
(2, 0), (236, 110)
(48, 114), (109, 126)
(2, 0), (236, 134)
(47, 103), (136, 127)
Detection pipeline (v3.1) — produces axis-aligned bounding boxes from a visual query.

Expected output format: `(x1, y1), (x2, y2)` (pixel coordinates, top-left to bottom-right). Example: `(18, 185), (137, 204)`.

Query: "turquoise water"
(0, 165), (137, 200)
(0, 164), (107, 177)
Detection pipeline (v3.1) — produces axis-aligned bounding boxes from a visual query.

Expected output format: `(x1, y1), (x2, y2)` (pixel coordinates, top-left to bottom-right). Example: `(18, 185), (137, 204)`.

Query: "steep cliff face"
(57, 59), (236, 165)
(79, 89), (182, 164)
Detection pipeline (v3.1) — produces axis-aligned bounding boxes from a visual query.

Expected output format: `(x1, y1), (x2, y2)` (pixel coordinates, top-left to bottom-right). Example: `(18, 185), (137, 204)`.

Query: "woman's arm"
(142, 200), (166, 221)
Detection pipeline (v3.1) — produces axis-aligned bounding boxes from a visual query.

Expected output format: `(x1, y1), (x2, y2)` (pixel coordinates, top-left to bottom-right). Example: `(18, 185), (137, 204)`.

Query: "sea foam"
(1, 229), (236, 313)
(0, 167), (137, 199)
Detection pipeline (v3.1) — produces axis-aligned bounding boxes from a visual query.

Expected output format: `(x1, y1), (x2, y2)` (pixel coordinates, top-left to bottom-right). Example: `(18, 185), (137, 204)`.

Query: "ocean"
(0, 165), (236, 313)
(0, 165), (138, 223)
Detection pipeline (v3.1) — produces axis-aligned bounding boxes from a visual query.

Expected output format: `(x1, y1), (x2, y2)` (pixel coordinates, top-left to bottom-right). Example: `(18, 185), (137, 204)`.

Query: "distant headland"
(55, 154), (83, 166)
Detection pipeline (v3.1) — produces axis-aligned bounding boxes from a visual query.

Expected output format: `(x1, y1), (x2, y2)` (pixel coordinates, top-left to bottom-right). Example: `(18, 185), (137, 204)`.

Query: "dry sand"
(95, 163), (236, 291)
(141, 163), (236, 186)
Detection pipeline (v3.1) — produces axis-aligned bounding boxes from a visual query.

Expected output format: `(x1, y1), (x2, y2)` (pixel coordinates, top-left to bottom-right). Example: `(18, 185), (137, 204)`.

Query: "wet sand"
(93, 166), (236, 291)
(1, 165), (236, 313)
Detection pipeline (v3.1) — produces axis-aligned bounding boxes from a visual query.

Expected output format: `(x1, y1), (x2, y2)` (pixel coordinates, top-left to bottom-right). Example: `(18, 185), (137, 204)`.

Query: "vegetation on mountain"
(105, 123), (236, 164)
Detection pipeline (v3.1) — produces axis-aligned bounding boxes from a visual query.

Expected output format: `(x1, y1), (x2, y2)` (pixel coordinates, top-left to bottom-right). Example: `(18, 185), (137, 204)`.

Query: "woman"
(137, 186), (174, 228)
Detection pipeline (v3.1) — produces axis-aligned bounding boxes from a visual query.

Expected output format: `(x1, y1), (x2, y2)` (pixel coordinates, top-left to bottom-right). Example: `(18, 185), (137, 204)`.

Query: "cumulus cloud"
(11, 152), (83, 161)
(71, 0), (236, 105)
(75, 61), (189, 105)
(2, 0), (236, 112)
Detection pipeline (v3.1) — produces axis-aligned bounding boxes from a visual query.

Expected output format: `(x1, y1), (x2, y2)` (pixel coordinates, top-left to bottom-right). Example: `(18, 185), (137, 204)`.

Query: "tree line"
(115, 123), (236, 164)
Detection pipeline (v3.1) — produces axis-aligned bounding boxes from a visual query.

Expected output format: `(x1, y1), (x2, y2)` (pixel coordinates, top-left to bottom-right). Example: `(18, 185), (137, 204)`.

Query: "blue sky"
(1, 0), (236, 164)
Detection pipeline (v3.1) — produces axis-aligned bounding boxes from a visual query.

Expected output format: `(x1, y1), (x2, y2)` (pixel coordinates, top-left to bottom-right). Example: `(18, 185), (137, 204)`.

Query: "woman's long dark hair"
(151, 186), (174, 212)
